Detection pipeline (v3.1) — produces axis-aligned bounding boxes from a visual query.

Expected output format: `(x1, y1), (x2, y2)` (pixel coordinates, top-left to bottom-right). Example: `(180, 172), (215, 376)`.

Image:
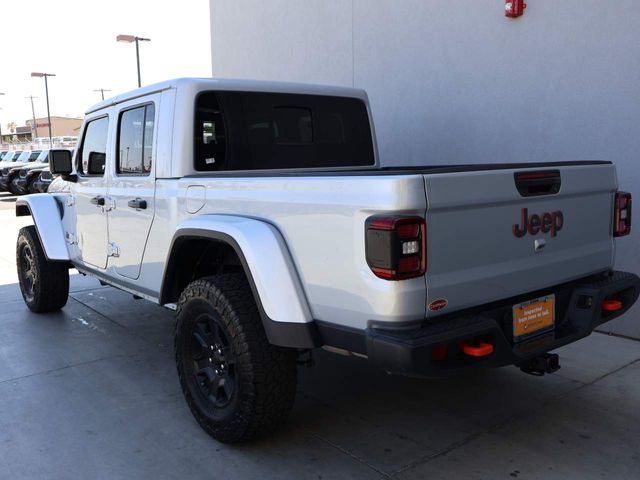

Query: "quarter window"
(79, 116), (109, 176)
(117, 104), (155, 175)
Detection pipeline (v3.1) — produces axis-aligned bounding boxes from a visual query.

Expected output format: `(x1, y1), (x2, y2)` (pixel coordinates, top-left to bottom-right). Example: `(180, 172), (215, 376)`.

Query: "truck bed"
(144, 161), (618, 331)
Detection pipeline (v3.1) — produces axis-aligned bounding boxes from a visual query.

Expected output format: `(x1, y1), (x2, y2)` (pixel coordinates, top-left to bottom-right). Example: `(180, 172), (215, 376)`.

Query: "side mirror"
(49, 149), (76, 182)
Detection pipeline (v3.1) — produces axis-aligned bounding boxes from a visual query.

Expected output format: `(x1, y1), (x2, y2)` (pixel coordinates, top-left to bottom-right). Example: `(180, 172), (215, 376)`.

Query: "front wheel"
(27, 177), (38, 194)
(8, 181), (21, 196)
(175, 274), (298, 443)
(16, 226), (69, 312)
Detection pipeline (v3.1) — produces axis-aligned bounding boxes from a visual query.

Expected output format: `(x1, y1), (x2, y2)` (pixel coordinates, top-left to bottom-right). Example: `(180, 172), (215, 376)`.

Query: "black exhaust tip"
(520, 353), (561, 376)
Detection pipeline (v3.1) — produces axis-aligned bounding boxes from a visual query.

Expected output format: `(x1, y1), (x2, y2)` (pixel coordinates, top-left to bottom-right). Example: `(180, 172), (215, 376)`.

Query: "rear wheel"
(16, 226), (69, 312)
(175, 274), (297, 443)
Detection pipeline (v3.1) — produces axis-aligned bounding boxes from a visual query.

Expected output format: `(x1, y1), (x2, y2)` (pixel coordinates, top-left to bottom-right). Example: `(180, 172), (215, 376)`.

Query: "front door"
(74, 115), (110, 269)
(106, 100), (157, 280)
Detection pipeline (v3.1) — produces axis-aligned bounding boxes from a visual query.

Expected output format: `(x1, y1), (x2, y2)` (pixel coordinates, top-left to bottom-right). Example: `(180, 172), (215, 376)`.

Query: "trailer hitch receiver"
(520, 353), (560, 376)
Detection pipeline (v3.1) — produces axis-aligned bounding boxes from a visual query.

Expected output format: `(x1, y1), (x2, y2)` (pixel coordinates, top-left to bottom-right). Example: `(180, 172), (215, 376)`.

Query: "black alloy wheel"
(19, 243), (37, 302)
(189, 312), (237, 408)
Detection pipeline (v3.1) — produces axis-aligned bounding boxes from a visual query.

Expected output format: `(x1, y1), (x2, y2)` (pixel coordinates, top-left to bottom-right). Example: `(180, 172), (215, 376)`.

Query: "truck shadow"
(0, 278), (586, 478)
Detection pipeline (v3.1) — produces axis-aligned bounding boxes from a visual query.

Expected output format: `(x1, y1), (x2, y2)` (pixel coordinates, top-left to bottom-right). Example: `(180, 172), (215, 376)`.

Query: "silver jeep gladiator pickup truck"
(15, 78), (639, 443)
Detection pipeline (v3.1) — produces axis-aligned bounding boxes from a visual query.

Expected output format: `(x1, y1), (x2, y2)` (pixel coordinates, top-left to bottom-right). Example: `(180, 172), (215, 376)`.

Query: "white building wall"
(211, 0), (640, 338)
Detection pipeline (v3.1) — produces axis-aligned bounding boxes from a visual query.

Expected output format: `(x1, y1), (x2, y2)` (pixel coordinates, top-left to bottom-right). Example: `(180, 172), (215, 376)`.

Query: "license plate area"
(513, 294), (555, 342)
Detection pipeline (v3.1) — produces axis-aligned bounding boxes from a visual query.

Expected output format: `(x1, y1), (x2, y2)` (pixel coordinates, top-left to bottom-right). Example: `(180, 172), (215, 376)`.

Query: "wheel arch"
(15, 194), (70, 262)
(160, 215), (320, 349)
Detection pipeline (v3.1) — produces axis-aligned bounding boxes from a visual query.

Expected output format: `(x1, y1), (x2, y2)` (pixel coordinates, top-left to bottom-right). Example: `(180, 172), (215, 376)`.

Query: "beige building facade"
(26, 116), (83, 138)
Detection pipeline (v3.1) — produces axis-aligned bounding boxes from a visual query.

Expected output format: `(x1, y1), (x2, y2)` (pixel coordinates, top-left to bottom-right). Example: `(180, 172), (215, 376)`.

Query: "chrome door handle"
(128, 198), (147, 210)
(90, 196), (105, 206)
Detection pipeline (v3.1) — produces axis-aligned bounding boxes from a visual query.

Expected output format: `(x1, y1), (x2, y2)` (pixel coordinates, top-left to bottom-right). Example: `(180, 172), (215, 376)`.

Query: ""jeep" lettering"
(512, 208), (564, 238)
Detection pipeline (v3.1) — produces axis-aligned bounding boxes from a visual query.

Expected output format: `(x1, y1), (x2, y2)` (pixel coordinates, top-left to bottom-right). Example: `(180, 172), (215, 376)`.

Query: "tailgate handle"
(514, 170), (561, 197)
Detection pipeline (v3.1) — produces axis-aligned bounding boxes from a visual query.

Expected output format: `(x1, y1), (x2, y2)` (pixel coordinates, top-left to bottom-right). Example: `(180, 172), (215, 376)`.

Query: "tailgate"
(424, 163), (616, 317)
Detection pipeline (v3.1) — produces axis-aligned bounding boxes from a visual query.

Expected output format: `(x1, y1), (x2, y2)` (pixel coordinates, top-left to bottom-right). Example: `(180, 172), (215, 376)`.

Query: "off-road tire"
(175, 274), (297, 443)
(26, 177), (38, 194)
(16, 226), (69, 312)
(8, 181), (21, 196)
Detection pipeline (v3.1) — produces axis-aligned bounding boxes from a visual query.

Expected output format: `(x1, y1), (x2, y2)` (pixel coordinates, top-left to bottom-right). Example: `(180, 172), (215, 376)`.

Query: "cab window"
(78, 117), (109, 176)
(117, 104), (155, 175)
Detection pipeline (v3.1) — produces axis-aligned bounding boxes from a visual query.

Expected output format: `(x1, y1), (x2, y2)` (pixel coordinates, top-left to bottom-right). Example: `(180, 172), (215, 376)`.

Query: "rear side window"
(78, 116), (109, 176)
(117, 104), (155, 175)
(195, 91), (375, 171)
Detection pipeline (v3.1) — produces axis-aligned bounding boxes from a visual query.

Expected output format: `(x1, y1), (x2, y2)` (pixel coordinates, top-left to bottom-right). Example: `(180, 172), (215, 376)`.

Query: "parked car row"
(0, 149), (66, 195)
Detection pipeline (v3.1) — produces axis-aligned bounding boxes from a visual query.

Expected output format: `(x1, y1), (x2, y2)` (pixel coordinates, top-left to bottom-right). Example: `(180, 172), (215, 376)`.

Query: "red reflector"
(602, 299), (623, 312)
(460, 342), (494, 358)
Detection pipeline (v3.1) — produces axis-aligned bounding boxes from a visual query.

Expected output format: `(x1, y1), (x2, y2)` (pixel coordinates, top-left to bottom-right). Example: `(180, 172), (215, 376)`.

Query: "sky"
(0, 0), (211, 128)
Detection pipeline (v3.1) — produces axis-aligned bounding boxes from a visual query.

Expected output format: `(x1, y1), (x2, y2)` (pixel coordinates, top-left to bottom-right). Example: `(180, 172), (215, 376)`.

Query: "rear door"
(423, 163), (616, 316)
(73, 115), (110, 269)
(106, 97), (158, 280)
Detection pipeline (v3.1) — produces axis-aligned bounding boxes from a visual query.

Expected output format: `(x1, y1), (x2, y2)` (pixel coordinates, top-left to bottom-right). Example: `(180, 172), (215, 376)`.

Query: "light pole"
(93, 88), (111, 101)
(31, 72), (55, 146)
(0, 92), (4, 146)
(117, 34), (151, 88)
(25, 96), (38, 142)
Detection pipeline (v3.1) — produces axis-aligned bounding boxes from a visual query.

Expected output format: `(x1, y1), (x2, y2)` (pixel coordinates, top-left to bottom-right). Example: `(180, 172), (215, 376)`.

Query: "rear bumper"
(364, 271), (640, 377)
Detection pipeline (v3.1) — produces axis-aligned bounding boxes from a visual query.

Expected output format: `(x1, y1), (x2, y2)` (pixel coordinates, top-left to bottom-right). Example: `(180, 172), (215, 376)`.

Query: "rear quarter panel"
(139, 175), (428, 330)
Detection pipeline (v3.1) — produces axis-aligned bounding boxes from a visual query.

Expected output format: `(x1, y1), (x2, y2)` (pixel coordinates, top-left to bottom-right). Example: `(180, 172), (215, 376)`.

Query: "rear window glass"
(195, 91), (375, 171)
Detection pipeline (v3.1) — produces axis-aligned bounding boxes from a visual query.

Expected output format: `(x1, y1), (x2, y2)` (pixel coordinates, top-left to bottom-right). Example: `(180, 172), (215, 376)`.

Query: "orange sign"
(513, 295), (555, 339)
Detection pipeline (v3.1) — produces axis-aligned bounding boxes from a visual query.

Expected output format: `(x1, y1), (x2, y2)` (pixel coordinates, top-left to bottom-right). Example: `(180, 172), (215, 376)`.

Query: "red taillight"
(613, 191), (632, 237)
(365, 216), (426, 280)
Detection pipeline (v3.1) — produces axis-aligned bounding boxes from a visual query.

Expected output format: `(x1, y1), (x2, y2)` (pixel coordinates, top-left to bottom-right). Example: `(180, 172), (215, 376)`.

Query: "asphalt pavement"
(0, 193), (638, 480)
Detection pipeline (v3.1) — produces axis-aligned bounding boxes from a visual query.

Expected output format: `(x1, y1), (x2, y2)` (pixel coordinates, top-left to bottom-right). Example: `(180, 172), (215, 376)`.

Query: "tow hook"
(520, 353), (561, 376)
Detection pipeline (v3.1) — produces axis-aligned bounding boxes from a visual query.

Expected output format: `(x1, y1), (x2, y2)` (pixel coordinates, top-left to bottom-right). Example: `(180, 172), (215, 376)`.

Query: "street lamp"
(117, 34), (151, 88)
(31, 72), (55, 146)
(93, 88), (112, 101)
(25, 96), (39, 142)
